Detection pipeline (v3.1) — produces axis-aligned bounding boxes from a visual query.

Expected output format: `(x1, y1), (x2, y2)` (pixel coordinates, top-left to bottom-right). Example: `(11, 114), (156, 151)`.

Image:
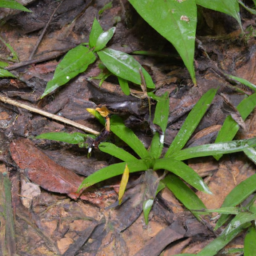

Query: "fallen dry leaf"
(10, 139), (84, 200)
(21, 179), (41, 208)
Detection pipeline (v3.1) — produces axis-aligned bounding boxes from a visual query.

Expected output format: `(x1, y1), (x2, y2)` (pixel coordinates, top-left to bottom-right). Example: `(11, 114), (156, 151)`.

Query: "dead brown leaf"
(10, 139), (84, 200)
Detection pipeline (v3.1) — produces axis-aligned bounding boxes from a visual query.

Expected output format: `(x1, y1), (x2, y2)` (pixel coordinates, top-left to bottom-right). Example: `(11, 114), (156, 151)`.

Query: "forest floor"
(1, 0), (256, 255)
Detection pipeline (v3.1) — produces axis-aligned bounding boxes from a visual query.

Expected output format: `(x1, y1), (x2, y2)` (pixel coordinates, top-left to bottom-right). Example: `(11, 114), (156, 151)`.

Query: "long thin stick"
(29, 0), (63, 60)
(6, 50), (68, 71)
(0, 95), (100, 135)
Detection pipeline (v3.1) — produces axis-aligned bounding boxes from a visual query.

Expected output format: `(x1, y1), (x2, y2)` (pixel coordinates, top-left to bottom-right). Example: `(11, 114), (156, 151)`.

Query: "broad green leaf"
(79, 159), (148, 190)
(143, 199), (154, 225)
(149, 132), (163, 159)
(119, 164), (129, 204)
(153, 92), (169, 133)
(154, 159), (211, 194)
(165, 88), (218, 157)
(0, 61), (8, 68)
(239, 1), (256, 15)
(163, 174), (206, 220)
(89, 18), (103, 48)
(99, 142), (137, 162)
(228, 74), (256, 92)
(197, 223), (250, 256)
(215, 173), (256, 230)
(129, 0), (197, 84)
(224, 212), (256, 236)
(36, 132), (94, 144)
(42, 45), (96, 98)
(97, 48), (140, 84)
(0, 0), (31, 12)
(214, 92), (256, 160)
(118, 77), (130, 95)
(94, 27), (116, 52)
(110, 115), (149, 159)
(244, 226), (256, 256)
(196, 0), (242, 30)
(97, 48), (155, 88)
(0, 68), (15, 78)
(172, 137), (256, 160)
(254, 0), (256, 7)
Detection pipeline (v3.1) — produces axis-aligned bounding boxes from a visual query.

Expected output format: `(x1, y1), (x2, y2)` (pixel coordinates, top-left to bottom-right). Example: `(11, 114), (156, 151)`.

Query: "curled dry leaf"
(10, 139), (84, 200)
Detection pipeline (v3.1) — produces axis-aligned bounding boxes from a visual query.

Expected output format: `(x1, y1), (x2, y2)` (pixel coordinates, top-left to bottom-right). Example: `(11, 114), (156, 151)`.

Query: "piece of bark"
(62, 221), (98, 256)
(10, 138), (84, 200)
(133, 221), (185, 256)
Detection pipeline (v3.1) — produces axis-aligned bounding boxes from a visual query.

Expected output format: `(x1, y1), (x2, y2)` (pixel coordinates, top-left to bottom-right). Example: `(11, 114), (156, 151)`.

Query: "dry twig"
(0, 95), (100, 135)
(29, 0), (64, 60)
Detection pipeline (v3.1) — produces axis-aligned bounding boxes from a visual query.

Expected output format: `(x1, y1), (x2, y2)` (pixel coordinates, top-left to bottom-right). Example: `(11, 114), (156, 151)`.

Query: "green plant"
(128, 0), (256, 85)
(0, 62), (15, 78)
(36, 132), (96, 148)
(76, 88), (256, 225)
(26, 2), (256, 254)
(0, 42), (19, 77)
(173, 193), (256, 256)
(0, 0), (31, 12)
(36, 86), (256, 254)
(38, 0), (256, 99)
(41, 18), (155, 98)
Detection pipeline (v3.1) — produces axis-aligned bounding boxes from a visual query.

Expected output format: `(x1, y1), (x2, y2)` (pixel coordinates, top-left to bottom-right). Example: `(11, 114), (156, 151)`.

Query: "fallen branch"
(0, 95), (100, 135)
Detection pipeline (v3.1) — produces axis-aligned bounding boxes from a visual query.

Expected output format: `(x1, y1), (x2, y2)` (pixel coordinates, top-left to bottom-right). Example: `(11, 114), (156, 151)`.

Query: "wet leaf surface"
(98, 48), (155, 88)
(42, 45), (96, 98)
(94, 27), (116, 52)
(129, 0), (197, 84)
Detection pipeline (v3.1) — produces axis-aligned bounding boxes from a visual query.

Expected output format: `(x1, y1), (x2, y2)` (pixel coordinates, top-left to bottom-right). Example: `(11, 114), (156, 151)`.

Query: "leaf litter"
(1, 0), (256, 255)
